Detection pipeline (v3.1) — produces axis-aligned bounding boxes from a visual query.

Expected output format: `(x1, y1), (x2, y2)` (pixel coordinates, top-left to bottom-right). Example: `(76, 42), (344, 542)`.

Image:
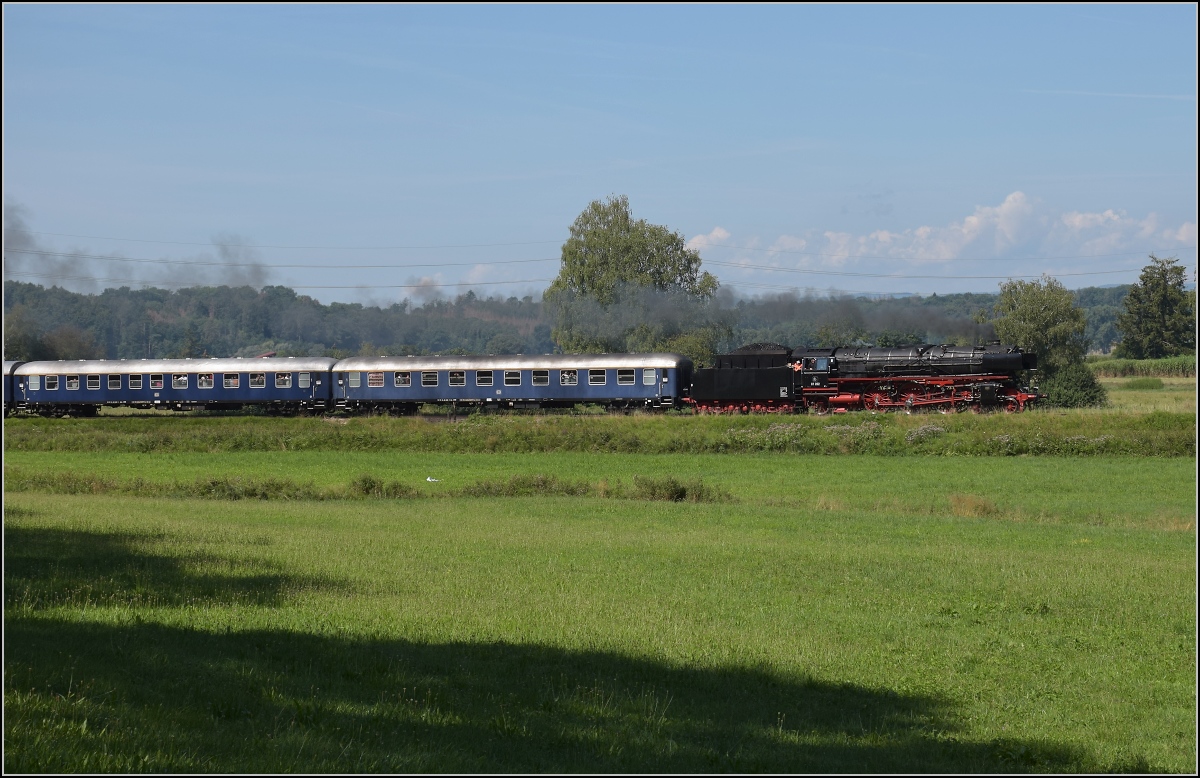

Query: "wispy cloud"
(1021, 89), (1196, 101)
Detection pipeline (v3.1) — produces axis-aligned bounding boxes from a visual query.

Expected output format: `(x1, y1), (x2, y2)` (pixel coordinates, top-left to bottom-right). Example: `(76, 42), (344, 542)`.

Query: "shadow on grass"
(4, 524), (1122, 773)
(4, 524), (339, 610)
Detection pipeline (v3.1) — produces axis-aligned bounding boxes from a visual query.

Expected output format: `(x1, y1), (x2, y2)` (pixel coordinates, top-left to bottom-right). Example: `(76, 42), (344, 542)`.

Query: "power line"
(5, 248), (559, 269)
(3, 271), (554, 290)
(705, 260), (1149, 280)
(7, 247), (1183, 279)
(694, 242), (1196, 261)
(20, 228), (1194, 262)
(23, 231), (565, 251)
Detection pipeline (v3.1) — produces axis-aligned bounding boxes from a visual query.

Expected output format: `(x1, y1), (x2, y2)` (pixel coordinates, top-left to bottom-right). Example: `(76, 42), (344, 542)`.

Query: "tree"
(546, 195), (718, 306)
(1113, 255), (1195, 358)
(545, 196), (726, 363)
(991, 275), (1105, 407)
(992, 276), (1088, 371)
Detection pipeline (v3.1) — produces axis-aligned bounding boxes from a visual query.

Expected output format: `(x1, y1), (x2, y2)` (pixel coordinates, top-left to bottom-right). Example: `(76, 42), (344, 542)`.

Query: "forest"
(3, 280), (1129, 364)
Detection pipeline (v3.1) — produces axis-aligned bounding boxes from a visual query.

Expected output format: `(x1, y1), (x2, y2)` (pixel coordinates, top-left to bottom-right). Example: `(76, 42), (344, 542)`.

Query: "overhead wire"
(19, 228), (1195, 263)
(6, 248), (559, 269)
(23, 231), (564, 251)
(2, 270), (554, 288)
(4, 247), (1173, 280)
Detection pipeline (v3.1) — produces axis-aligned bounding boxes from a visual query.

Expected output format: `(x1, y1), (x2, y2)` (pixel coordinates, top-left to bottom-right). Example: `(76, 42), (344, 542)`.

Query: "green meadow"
(4, 402), (1196, 772)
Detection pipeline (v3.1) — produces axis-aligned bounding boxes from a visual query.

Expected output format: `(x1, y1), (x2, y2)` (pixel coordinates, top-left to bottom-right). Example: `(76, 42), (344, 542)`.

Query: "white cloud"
(1168, 221), (1197, 244)
(686, 226), (730, 252)
(774, 193), (1193, 268)
(708, 192), (1197, 295)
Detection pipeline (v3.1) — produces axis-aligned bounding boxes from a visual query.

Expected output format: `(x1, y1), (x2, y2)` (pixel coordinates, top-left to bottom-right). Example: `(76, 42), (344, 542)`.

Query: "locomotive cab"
(792, 350), (838, 392)
(796, 356), (835, 389)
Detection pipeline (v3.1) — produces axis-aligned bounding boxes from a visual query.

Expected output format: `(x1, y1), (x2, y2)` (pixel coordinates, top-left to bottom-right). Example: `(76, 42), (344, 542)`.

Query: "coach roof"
(14, 357), (339, 376)
(334, 353), (691, 372)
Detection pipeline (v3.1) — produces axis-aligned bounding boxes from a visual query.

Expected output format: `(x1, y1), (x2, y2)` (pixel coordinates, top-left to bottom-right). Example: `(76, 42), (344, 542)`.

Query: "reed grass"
(1087, 355), (1196, 377)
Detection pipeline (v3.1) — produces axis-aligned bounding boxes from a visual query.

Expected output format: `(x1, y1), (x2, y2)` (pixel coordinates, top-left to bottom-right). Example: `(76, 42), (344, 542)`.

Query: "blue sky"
(3, 4), (1196, 305)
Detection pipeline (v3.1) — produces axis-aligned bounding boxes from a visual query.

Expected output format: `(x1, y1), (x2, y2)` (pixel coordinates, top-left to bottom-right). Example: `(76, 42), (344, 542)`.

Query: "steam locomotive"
(689, 342), (1041, 413)
(3, 340), (1040, 417)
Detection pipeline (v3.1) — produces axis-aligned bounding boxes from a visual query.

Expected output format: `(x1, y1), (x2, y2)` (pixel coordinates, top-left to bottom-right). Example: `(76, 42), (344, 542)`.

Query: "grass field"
(4, 445), (1197, 773)
(4, 452), (1196, 531)
(1096, 376), (1196, 413)
(5, 394), (1196, 772)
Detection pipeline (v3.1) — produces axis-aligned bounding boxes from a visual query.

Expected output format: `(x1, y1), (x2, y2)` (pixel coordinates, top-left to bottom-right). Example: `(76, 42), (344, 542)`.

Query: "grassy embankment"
(3, 403), (1195, 457)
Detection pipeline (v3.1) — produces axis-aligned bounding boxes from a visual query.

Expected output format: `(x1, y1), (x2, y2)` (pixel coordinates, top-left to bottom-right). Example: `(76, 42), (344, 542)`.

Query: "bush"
(1039, 362), (1108, 408)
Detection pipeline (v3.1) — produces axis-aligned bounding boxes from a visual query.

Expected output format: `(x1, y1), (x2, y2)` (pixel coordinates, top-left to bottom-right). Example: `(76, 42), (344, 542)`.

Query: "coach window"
(31, 376), (44, 391)
(66, 375), (81, 390)
(394, 371), (411, 387)
(560, 369), (578, 386)
(589, 369), (606, 386)
(198, 373), (215, 389)
(108, 374), (122, 390)
(422, 371), (438, 387)
(151, 374), (164, 389)
(172, 374), (188, 389)
(298, 372), (311, 389)
(250, 373), (267, 389)
(347, 373), (361, 388)
(532, 369), (549, 386)
(275, 373), (292, 389)
(87, 375), (101, 391)
(476, 370), (493, 387)
(643, 368), (656, 385)
(223, 374), (239, 389)
(367, 372), (385, 388)
(449, 371), (466, 387)
(504, 370), (521, 386)
(129, 375), (143, 390)
(617, 369), (635, 386)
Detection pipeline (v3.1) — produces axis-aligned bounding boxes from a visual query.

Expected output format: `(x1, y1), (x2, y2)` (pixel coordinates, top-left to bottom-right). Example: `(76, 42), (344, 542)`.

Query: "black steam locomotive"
(689, 342), (1041, 413)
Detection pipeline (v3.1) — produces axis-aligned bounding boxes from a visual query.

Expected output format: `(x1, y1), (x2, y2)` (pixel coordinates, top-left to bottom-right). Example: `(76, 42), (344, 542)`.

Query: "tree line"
(2, 278), (1142, 364)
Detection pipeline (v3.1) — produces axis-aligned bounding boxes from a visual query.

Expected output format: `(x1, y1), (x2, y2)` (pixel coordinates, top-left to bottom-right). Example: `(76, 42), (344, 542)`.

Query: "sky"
(3, 4), (1196, 306)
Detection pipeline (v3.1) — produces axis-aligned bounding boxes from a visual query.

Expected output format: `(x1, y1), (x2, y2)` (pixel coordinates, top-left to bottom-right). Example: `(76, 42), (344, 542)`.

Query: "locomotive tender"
(689, 342), (1041, 414)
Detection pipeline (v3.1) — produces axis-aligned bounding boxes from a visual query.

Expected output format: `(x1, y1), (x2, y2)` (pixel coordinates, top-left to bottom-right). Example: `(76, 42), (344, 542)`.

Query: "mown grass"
(4, 407), (1195, 456)
(4, 488), (1194, 773)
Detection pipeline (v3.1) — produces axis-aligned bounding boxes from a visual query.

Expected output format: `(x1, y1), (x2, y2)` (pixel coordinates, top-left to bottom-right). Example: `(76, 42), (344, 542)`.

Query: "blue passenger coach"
(13, 358), (336, 415)
(4, 361), (25, 416)
(333, 353), (692, 412)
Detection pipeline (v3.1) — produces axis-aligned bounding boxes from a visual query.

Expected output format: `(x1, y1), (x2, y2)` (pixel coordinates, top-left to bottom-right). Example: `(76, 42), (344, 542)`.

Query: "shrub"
(631, 475), (732, 503)
(1039, 363), (1108, 408)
